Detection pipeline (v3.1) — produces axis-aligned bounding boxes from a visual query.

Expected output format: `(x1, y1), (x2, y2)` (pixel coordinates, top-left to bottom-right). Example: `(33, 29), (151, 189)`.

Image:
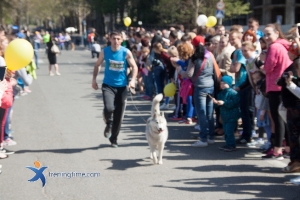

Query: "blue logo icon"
(26, 161), (48, 187)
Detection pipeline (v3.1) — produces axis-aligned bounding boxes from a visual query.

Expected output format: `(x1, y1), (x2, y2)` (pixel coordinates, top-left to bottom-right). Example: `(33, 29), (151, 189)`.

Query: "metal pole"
(219, 18), (222, 25)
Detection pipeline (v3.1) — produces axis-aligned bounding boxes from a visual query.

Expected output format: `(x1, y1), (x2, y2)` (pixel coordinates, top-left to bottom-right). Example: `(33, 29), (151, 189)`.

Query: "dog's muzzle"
(158, 128), (163, 133)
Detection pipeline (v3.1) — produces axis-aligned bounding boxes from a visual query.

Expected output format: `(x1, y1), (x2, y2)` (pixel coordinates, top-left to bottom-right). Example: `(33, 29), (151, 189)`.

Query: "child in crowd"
(176, 43), (195, 124)
(212, 76), (240, 151)
(91, 41), (101, 58)
(138, 46), (150, 97)
(247, 71), (271, 149)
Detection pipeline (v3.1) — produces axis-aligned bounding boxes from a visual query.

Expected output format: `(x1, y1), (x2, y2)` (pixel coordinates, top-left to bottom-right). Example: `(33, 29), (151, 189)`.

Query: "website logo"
(26, 161), (48, 187)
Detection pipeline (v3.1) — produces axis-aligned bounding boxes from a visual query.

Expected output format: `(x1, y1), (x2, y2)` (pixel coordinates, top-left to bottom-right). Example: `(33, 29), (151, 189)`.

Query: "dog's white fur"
(145, 94), (168, 165)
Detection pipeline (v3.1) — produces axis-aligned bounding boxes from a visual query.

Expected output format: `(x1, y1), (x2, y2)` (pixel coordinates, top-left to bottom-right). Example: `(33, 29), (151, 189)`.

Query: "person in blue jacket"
(212, 76), (240, 152)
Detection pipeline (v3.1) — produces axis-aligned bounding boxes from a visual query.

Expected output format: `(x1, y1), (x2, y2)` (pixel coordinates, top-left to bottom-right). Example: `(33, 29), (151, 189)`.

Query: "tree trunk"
(195, 0), (199, 26)
(78, 7), (83, 35)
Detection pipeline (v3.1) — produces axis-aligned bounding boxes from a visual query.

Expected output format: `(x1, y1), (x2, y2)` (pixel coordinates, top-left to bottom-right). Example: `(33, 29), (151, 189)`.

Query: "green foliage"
(153, 0), (251, 25)
(89, 0), (118, 14)
(0, 0), (252, 31)
(199, 0), (251, 17)
(223, 0), (252, 18)
(153, 0), (195, 24)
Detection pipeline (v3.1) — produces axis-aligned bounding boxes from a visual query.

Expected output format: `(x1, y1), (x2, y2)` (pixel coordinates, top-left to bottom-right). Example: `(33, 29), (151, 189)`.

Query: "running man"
(92, 31), (138, 147)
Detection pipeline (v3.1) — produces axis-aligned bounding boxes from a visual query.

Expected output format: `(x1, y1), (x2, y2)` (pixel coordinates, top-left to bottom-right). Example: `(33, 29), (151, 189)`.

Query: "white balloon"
(196, 15), (208, 26)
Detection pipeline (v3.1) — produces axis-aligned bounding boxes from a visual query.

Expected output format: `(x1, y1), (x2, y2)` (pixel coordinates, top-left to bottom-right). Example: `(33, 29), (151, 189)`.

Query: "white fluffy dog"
(145, 94), (168, 165)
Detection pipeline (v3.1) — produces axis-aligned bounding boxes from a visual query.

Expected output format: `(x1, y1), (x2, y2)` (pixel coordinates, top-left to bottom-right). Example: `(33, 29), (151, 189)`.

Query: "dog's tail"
(151, 94), (163, 117)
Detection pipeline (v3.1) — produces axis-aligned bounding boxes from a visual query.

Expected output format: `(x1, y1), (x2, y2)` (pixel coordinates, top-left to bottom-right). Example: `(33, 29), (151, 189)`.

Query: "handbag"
(51, 42), (60, 54)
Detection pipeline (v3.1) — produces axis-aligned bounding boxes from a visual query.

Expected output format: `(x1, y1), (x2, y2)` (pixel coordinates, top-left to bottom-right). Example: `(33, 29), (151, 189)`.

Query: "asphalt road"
(0, 47), (299, 200)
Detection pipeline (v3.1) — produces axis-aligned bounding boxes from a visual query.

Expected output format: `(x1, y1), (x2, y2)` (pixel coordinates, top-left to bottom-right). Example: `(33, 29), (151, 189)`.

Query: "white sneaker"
(252, 130), (257, 138)
(259, 141), (271, 150)
(185, 118), (195, 124)
(247, 138), (265, 148)
(20, 91), (28, 96)
(194, 124), (201, 131)
(207, 139), (215, 144)
(290, 176), (300, 185)
(191, 140), (208, 147)
(3, 138), (17, 146)
(255, 138), (265, 145)
(160, 104), (169, 110)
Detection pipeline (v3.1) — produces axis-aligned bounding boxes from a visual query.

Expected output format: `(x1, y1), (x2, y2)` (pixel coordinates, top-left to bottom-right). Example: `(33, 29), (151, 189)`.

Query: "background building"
(249, 0), (300, 25)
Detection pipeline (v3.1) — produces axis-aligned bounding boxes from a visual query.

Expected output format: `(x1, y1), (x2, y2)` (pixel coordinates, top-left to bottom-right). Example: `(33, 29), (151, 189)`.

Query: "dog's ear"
(152, 113), (157, 119)
(161, 112), (164, 117)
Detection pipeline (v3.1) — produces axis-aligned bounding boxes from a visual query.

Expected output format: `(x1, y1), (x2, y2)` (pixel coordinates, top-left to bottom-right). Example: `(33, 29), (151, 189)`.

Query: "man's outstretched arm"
(92, 51), (104, 90)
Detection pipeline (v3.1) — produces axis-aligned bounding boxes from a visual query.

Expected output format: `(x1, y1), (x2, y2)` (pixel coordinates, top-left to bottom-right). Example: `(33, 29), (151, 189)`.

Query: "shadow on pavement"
(100, 158), (153, 170)
(152, 176), (299, 199)
(15, 144), (110, 154)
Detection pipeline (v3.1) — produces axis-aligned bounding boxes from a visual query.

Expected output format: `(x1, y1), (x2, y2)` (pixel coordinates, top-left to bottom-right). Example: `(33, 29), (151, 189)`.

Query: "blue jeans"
(239, 87), (254, 140)
(144, 72), (154, 98)
(186, 96), (194, 118)
(153, 65), (166, 95)
(194, 86), (214, 142)
(4, 106), (12, 140)
(34, 42), (40, 68)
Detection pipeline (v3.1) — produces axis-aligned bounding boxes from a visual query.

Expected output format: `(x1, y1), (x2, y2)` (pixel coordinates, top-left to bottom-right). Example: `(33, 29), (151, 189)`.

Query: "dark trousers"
(287, 107), (300, 162)
(92, 51), (99, 58)
(65, 41), (70, 50)
(102, 84), (127, 143)
(239, 87), (254, 140)
(268, 91), (284, 147)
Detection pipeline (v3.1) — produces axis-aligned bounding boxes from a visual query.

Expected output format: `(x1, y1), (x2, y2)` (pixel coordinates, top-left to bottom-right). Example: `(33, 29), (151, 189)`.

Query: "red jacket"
(1, 79), (13, 109)
(264, 39), (292, 93)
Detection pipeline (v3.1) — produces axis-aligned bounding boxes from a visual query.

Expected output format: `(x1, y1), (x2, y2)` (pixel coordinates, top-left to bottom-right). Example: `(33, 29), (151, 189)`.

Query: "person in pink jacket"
(0, 64), (13, 160)
(262, 23), (292, 160)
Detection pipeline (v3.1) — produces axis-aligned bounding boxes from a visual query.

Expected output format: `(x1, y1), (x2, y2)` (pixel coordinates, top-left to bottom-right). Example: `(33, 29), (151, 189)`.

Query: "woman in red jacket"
(263, 23), (293, 160)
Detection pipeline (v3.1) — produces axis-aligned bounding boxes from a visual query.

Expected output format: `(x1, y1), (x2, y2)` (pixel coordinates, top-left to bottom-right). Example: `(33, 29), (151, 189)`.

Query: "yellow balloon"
(124, 17), (132, 27)
(4, 39), (34, 71)
(163, 83), (176, 97)
(206, 16), (217, 28)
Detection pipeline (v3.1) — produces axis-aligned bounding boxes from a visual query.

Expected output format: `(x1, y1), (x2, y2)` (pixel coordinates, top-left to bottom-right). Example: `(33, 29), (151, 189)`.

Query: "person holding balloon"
(0, 35), (35, 151)
(0, 56), (13, 158)
(46, 33), (61, 76)
(0, 57), (9, 159)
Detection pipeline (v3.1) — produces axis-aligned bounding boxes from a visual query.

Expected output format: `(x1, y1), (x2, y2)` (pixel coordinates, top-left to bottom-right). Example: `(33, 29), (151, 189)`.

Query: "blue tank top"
(103, 46), (128, 87)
